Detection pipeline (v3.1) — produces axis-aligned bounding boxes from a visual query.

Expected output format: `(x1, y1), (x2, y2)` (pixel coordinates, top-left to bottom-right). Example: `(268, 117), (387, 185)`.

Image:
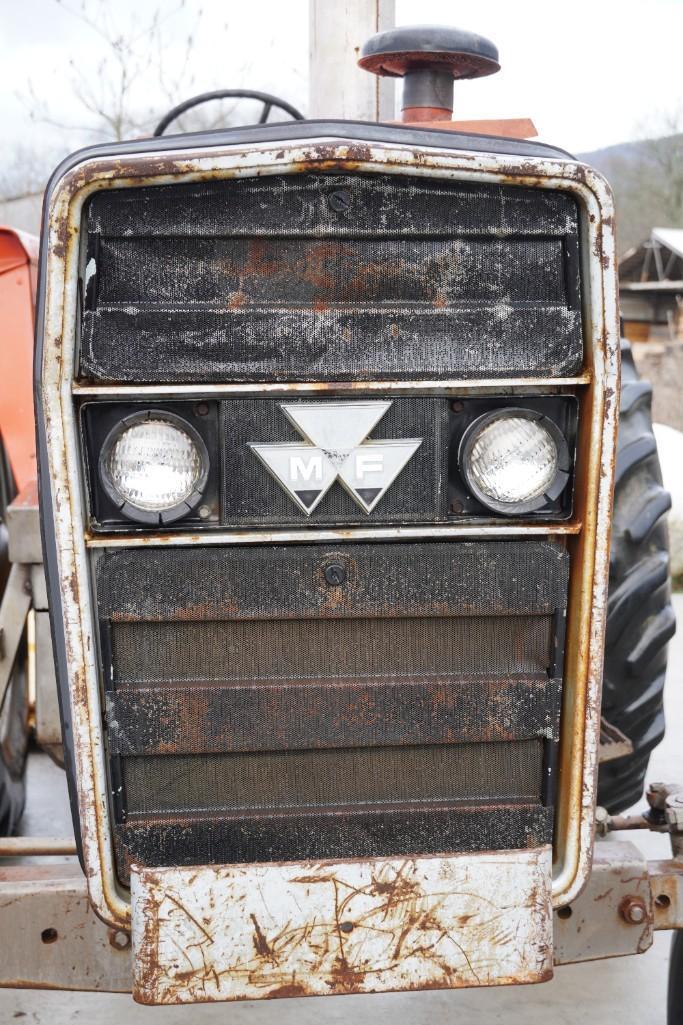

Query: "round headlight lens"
(468, 416), (558, 504)
(103, 416), (205, 515)
(459, 410), (568, 514)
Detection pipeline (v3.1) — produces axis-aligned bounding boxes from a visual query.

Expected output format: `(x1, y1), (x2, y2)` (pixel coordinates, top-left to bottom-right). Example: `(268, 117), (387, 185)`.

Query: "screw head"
(328, 189), (352, 213)
(198, 505), (211, 520)
(324, 563), (346, 586)
(451, 400), (464, 413)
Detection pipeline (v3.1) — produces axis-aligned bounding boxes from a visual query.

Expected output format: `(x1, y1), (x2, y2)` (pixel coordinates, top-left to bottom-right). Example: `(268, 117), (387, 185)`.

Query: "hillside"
(578, 134), (683, 255)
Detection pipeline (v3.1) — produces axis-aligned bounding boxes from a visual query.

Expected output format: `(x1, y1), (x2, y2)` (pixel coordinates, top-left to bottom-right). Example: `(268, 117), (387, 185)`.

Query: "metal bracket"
(0, 562), (31, 711)
(0, 865), (131, 992)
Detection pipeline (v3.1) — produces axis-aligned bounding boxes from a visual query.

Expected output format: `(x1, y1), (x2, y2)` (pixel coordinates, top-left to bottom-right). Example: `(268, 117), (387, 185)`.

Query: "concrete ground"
(3, 594), (681, 1023)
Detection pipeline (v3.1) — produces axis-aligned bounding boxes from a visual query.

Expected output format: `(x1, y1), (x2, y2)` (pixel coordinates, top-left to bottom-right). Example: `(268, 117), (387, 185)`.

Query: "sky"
(1, 0), (683, 166)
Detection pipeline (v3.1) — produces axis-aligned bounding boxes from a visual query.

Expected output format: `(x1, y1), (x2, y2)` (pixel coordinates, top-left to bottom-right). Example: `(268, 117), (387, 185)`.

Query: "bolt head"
(108, 929), (131, 950)
(620, 896), (648, 925)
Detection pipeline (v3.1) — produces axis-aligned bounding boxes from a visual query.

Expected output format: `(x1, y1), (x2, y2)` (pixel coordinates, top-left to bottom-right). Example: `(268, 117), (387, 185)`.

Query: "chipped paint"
(131, 846), (553, 1004)
(38, 134), (620, 931)
(72, 374), (592, 398)
(85, 520), (583, 550)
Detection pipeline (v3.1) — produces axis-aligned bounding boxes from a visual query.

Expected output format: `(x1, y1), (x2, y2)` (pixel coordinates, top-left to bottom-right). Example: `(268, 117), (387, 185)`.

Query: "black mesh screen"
(97, 539), (568, 621)
(110, 616), (551, 682)
(81, 172), (582, 382)
(96, 236), (567, 307)
(122, 741), (543, 814)
(97, 539), (568, 882)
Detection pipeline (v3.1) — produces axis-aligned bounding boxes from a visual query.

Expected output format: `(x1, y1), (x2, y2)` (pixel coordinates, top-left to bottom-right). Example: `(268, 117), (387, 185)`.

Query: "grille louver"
(82, 172), (582, 383)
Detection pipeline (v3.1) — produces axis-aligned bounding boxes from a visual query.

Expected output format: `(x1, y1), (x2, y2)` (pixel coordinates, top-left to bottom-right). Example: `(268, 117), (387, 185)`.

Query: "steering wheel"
(153, 89), (305, 137)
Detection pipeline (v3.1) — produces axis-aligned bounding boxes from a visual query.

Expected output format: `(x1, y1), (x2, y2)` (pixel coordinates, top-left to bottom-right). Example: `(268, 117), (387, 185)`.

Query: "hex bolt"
(451, 400), (464, 413)
(109, 928), (131, 950)
(324, 563), (346, 586)
(450, 499), (464, 514)
(328, 189), (352, 213)
(198, 504), (211, 520)
(594, 805), (610, 837)
(619, 896), (647, 925)
(195, 402), (210, 417)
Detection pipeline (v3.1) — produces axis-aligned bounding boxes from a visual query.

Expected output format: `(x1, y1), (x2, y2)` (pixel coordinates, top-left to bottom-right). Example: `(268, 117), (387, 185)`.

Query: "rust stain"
(250, 914), (279, 965)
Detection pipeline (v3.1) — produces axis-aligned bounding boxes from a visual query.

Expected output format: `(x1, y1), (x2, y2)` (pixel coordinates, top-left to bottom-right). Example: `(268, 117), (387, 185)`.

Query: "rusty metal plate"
(131, 845), (552, 1005)
(0, 865), (131, 992)
(553, 838), (653, 964)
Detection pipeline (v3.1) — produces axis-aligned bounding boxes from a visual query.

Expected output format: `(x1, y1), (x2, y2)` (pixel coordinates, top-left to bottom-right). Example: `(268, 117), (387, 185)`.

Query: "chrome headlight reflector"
(458, 408), (570, 516)
(99, 410), (209, 524)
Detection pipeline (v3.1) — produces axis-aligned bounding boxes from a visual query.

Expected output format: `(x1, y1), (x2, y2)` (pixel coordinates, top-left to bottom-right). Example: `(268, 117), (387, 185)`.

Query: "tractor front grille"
(78, 167), (579, 889)
(98, 539), (568, 884)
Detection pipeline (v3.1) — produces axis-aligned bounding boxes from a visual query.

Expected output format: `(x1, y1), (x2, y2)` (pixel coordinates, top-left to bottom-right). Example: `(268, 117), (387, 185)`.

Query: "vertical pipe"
(308, 0), (395, 121)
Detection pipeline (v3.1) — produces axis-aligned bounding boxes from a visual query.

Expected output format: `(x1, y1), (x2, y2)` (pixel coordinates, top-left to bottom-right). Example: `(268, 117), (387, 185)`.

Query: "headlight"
(458, 408), (570, 516)
(99, 411), (209, 524)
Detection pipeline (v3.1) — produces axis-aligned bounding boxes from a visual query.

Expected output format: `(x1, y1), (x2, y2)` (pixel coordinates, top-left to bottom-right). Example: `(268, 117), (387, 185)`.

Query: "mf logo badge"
(249, 401), (422, 516)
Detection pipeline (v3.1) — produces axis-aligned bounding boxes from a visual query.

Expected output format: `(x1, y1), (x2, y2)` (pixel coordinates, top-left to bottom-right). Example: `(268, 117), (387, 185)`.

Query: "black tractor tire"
(0, 436), (28, 836)
(669, 930), (683, 1024)
(0, 657), (28, 836)
(598, 340), (676, 813)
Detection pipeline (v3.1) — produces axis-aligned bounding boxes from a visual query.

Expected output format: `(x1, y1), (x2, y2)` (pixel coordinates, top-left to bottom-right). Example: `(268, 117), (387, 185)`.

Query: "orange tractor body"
(0, 227), (38, 490)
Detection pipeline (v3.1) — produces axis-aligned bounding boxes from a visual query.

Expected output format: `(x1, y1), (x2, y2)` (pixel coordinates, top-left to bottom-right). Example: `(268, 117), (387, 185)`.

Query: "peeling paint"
(131, 847), (553, 1004)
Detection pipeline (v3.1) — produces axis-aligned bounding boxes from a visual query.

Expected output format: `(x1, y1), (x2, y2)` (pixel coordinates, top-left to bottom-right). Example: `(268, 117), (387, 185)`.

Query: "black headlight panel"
(82, 395), (576, 531)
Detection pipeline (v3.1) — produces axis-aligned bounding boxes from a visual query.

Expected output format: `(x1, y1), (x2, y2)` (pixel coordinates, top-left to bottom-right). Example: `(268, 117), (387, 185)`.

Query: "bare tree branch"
(20, 0), (205, 142)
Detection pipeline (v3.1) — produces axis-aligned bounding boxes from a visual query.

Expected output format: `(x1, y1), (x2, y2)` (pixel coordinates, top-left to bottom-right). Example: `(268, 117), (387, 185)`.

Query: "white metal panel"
(131, 846), (553, 1004)
(309, 0), (395, 120)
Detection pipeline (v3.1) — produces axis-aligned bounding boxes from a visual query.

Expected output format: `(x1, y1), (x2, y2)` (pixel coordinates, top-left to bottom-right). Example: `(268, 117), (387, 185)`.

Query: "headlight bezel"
(449, 396), (577, 520)
(99, 409), (210, 524)
(93, 405), (214, 527)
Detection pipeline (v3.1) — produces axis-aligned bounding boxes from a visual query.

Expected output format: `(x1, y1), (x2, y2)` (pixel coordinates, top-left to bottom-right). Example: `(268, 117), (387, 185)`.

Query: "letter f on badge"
(249, 401), (422, 516)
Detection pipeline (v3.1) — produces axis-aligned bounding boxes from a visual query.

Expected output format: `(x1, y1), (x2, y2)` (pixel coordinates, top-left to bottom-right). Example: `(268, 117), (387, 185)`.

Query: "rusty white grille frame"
(39, 135), (619, 930)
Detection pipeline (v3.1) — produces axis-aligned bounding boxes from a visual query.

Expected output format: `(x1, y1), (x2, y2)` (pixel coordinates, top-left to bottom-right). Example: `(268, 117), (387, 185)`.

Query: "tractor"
(0, 15), (681, 1018)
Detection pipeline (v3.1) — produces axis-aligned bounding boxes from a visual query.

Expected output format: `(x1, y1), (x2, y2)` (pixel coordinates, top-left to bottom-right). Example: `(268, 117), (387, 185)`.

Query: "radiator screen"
(81, 172), (582, 382)
(97, 539), (568, 884)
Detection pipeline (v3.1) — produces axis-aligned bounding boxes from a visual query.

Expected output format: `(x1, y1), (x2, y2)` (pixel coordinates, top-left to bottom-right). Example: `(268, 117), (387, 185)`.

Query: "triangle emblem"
(249, 402), (422, 517)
